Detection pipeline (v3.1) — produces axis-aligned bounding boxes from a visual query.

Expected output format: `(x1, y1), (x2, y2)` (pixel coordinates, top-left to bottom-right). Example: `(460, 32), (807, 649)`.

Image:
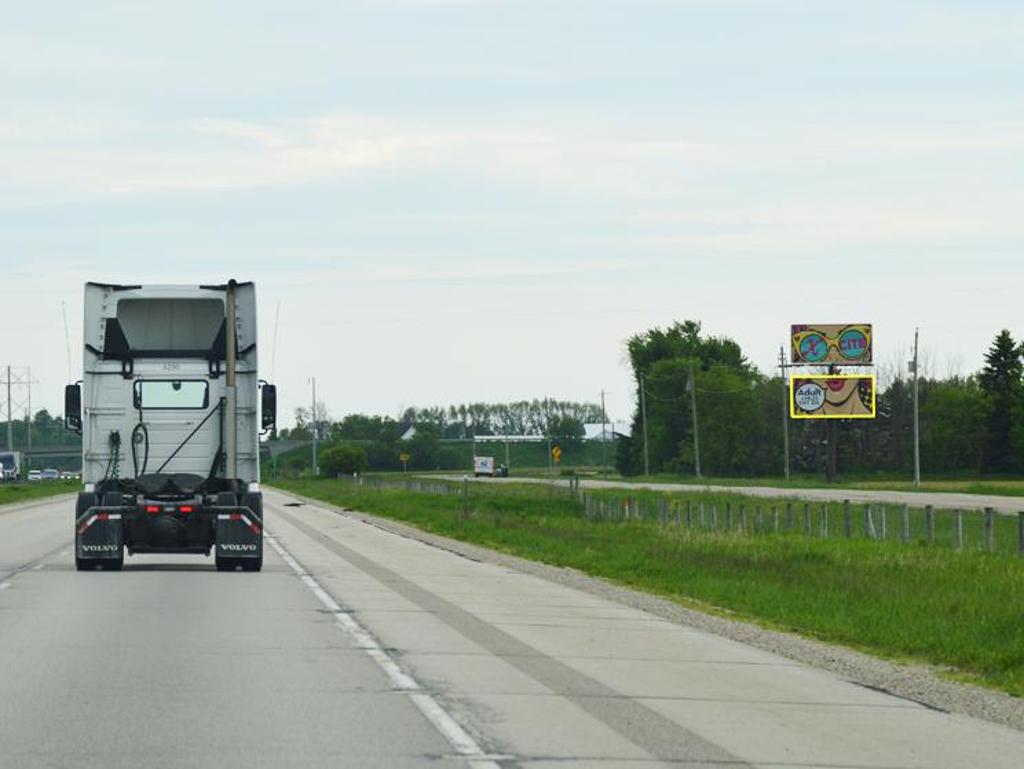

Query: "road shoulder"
(272, 485), (1024, 733)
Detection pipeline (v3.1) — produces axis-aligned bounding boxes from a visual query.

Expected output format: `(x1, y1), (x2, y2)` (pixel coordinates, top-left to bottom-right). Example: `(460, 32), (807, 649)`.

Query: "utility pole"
(912, 328), (920, 487)
(778, 347), (790, 480)
(26, 367), (32, 452)
(639, 374), (650, 476)
(310, 376), (319, 477)
(6, 366), (12, 451)
(600, 390), (608, 478)
(688, 361), (701, 478)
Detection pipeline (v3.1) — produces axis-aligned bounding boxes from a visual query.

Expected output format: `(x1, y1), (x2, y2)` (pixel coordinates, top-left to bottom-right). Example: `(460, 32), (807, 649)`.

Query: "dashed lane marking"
(265, 532), (506, 769)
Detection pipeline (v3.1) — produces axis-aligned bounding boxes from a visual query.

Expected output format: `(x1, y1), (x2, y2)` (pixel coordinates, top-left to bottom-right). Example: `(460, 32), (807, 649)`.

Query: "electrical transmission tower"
(1, 366), (40, 451)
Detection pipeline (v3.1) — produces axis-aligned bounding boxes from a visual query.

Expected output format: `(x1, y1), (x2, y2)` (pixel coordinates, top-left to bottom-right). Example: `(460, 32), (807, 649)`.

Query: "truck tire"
(76, 493), (98, 571)
(242, 492), (263, 572)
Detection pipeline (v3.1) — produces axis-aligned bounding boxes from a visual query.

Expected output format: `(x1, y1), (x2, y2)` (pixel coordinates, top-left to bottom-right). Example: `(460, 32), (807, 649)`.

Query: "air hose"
(131, 421), (149, 478)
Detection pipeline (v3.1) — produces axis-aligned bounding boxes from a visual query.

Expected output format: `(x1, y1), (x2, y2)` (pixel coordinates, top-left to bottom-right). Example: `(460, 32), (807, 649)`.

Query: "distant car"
(59, 470), (79, 480)
(27, 470), (42, 481)
(41, 468), (60, 481)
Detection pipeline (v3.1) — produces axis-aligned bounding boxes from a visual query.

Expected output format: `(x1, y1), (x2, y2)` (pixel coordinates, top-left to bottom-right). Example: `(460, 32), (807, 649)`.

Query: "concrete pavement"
(1, 490), (1022, 768)
(441, 475), (1024, 515)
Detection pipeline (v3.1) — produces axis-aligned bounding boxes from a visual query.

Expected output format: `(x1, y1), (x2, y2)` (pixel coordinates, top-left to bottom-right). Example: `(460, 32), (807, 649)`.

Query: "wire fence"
(337, 474), (1024, 558)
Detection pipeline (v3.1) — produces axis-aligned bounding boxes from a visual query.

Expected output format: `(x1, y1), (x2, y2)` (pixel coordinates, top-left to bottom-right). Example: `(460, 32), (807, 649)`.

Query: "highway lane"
(441, 475), (1024, 515)
(0, 495), (469, 769)
(1, 491), (1023, 768)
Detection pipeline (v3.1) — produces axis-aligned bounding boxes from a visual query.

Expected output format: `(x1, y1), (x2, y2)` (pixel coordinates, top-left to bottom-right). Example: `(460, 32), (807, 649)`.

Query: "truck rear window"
(133, 380), (209, 409)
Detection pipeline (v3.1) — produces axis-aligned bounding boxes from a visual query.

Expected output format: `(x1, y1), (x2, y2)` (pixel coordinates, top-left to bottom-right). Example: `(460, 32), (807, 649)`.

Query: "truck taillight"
(145, 505), (160, 514)
(179, 506), (194, 513)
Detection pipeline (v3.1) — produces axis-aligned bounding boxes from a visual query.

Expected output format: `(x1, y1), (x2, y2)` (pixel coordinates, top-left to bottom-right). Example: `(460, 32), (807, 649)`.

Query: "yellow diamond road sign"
(399, 452), (410, 462)
(552, 446), (562, 463)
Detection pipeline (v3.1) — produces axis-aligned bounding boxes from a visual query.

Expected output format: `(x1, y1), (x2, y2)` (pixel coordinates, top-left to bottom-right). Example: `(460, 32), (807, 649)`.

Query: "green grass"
(274, 477), (1024, 697)
(0, 480), (78, 507)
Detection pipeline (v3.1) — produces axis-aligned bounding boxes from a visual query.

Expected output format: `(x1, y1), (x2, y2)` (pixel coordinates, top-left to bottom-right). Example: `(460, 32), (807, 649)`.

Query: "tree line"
(279, 398), (604, 442)
(272, 399), (606, 475)
(616, 321), (1024, 478)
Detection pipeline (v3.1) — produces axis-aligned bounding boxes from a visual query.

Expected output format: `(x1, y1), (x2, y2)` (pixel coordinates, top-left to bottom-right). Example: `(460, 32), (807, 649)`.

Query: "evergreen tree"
(977, 330), (1024, 473)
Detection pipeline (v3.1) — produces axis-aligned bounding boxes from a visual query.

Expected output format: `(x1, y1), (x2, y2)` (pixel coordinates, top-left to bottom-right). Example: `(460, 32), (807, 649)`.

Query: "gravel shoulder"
(279, 487), (1024, 733)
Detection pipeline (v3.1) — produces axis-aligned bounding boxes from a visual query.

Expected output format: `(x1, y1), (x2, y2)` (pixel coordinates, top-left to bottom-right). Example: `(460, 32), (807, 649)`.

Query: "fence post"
(955, 510), (963, 551)
(984, 508), (995, 553)
(462, 476), (469, 519)
(755, 506), (763, 533)
(821, 505), (829, 538)
(1018, 512), (1024, 558)
(711, 504), (718, 531)
(674, 502), (681, 527)
(900, 504), (910, 543)
(843, 500), (852, 538)
(725, 501), (733, 531)
(925, 505), (935, 543)
(699, 502), (706, 529)
(785, 502), (794, 532)
(772, 506), (779, 533)
(803, 503), (811, 535)
(739, 504), (746, 534)
(865, 504), (877, 540)
(686, 500), (692, 529)
(879, 504), (886, 540)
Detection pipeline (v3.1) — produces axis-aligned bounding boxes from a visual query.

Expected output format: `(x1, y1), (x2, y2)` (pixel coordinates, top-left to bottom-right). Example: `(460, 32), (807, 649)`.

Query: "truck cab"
(65, 281), (276, 571)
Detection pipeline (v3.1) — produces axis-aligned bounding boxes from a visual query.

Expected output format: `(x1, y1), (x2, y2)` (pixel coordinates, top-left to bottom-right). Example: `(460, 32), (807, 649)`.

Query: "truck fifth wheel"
(65, 280), (277, 572)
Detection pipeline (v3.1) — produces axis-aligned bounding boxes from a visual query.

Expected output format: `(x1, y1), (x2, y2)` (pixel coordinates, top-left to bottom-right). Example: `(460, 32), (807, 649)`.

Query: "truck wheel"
(242, 492), (263, 519)
(75, 494), (99, 570)
(76, 492), (97, 519)
(75, 555), (96, 571)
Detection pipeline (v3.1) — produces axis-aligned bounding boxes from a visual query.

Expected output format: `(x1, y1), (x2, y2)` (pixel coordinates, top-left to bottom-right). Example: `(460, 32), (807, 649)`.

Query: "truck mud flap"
(76, 511), (124, 560)
(215, 511), (263, 560)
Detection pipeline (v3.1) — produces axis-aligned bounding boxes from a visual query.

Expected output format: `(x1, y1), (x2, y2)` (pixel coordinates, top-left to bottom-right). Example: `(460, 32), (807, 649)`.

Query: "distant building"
(583, 422), (631, 441)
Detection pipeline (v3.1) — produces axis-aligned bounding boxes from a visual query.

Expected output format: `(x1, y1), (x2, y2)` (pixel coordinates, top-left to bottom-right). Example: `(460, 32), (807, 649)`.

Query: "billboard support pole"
(689, 361), (701, 478)
(779, 347), (790, 480)
(639, 374), (650, 477)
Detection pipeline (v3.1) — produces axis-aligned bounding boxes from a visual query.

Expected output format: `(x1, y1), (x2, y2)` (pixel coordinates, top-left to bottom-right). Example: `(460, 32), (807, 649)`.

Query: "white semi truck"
(64, 280), (276, 571)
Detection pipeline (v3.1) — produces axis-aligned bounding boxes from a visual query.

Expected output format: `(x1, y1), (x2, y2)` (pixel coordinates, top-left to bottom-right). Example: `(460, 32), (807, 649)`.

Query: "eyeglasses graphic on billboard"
(790, 375), (876, 419)
(790, 324), (872, 365)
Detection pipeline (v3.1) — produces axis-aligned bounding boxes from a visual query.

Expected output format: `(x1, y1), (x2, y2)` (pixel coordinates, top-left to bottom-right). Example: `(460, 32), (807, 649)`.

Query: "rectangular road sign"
(791, 324), (873, 365)
(790, 375), (876, 419)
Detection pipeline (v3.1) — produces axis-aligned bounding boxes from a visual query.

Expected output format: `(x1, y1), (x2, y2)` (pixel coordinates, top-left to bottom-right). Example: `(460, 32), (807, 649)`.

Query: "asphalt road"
(443, 475), (1024, 515)
(2, 490), (1023, 768)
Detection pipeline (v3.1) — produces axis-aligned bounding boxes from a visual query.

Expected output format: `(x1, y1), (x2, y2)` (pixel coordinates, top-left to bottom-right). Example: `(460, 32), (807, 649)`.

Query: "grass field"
(0, 481), (78, 507)
(274, 477), (1024, 697)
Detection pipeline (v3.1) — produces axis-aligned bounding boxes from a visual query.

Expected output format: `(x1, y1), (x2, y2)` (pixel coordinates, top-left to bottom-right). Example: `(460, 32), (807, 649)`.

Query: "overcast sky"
(1, 1), (1022, 427)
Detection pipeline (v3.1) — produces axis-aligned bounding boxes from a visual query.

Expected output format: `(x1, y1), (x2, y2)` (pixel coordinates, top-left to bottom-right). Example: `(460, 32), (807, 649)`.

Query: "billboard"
(791, 324), (872, 365)
(790, 375), (876, 419)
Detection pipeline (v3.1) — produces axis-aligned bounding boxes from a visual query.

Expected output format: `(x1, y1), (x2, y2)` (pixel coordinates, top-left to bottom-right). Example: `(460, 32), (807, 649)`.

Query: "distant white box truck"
(0, 451), (22, 482)
(64, 280), (276, 571)
(473, 456), (496, 477)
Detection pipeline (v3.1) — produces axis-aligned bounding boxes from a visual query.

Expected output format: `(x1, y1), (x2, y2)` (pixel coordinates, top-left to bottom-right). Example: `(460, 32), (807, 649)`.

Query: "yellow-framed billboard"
(789, 375), (876, 419)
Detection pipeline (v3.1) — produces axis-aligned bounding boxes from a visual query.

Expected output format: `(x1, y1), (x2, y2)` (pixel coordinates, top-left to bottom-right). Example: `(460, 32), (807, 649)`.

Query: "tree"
(978, 330), (1024, 473)
(319, 444), (368, 476)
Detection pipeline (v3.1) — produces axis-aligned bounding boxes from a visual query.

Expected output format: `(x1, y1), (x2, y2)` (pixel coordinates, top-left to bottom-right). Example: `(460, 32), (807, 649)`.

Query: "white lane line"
(0, 581), (11, 590)
(60, 549), (71, 557)
(265, 532), (503, 769)
(32, 563), (44, 571)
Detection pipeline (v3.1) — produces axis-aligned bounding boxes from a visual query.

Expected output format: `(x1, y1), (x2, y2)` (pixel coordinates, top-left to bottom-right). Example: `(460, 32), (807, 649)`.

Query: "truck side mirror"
(65, 384), (82, 434)
(260, 384), (277, 431)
